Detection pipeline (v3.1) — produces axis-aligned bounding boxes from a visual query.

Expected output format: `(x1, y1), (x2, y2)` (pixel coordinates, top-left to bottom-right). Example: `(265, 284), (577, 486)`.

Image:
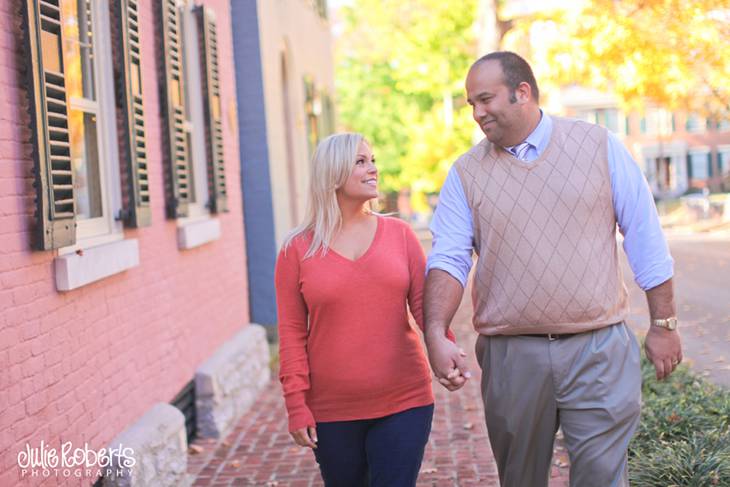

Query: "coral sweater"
(275, 216), (446, 432)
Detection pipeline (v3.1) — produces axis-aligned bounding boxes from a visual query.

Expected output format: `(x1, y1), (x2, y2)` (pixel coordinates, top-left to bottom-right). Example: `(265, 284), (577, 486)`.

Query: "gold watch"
(651, 317), (678, 331)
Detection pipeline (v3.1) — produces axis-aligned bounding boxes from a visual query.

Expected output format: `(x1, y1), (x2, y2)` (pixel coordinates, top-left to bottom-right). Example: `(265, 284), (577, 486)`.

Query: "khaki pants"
(476, 322), (642, 487)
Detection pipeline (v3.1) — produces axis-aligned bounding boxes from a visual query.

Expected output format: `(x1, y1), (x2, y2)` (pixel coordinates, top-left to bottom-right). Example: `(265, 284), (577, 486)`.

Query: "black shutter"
(23, 0), (76, 250)
(112, 0), (151, 227)
(157, 0), (192, 218)
(195, 6), (228, 213)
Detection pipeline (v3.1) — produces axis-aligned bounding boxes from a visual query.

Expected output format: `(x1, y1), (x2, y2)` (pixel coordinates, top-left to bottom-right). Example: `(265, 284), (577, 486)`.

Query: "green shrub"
(629, 355), (730, 486)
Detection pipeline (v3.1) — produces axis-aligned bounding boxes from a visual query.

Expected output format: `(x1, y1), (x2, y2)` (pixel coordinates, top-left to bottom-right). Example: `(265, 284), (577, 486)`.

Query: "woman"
(275, 133), (453, 486)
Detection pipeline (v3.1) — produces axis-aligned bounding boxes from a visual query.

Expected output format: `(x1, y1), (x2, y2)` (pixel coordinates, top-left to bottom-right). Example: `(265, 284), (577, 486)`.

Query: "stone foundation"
(103, 403), (191, 487)
(194, 324), (270, 438)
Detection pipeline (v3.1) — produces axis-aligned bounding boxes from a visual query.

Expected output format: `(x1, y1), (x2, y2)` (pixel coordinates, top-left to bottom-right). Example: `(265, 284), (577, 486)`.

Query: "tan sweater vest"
(454, 117), (628, 335)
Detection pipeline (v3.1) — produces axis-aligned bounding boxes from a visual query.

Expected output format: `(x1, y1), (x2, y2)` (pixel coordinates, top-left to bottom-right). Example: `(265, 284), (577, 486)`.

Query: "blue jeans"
(313, 404), (434, 487)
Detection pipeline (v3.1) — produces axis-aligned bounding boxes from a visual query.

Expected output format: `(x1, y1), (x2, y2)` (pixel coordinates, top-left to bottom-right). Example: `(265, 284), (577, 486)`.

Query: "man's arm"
(608, 133), (682, 380)
(424, 269), (470, 390)
(424, 167), (475, 390)
(644, 278), (682, 380)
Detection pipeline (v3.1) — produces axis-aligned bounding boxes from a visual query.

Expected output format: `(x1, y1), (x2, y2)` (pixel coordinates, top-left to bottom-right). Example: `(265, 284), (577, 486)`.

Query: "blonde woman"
(275, 133), (453, 486)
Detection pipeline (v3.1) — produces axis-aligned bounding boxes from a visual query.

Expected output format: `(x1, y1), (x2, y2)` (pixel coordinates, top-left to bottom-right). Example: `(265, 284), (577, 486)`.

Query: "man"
(423, 51), (682, 487)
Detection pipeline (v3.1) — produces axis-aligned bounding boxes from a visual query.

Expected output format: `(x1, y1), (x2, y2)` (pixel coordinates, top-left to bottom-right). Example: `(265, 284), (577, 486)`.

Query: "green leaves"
(629, 353), (730, 486)
(335, 0), (478, 196)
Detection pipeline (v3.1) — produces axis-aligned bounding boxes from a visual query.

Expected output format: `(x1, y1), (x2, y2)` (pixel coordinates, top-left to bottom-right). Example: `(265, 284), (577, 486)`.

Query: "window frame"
(178, 1), (211, 223)
(58, 0), (124, 256)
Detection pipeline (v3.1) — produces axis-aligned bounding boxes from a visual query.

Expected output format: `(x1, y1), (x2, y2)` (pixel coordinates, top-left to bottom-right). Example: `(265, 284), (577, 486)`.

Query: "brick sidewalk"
(187, 283), (571, 486)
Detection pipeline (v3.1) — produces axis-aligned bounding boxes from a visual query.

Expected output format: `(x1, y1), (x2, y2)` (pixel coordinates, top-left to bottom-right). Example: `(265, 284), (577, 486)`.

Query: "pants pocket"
(475, 335), (488, 370)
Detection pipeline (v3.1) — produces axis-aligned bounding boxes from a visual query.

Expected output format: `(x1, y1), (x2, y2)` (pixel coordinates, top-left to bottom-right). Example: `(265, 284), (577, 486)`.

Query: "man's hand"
(644, 326), (682, 380)
(425, 332), (471, 391)
(290, 426), (318, 449)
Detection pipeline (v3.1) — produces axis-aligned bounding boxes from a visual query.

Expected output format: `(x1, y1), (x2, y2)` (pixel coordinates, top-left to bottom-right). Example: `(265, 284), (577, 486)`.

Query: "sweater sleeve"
(404, 223), (456, 342)
(274, 242), (316, 432)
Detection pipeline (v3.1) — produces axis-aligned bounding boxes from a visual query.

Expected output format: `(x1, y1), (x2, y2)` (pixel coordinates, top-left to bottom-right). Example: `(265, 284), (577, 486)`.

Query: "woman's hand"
(290, 426), (318, 449)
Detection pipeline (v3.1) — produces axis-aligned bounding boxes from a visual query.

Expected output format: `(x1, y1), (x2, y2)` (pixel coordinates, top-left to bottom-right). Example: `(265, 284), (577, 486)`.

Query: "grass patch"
(628, 355), (730, 486)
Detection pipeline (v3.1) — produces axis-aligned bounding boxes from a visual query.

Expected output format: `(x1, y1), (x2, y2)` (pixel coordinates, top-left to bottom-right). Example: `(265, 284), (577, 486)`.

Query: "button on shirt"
(427, 112), (674, 291)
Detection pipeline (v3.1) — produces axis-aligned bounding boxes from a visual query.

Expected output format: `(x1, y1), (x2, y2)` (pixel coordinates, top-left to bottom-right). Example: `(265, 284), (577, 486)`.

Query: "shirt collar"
(524, 110), (551, 156)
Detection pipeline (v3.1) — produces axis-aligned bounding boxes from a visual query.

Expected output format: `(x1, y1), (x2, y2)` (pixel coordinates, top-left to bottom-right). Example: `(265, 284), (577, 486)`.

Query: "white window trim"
(56, 238), (140, 291)
(177, 217), (221, 250)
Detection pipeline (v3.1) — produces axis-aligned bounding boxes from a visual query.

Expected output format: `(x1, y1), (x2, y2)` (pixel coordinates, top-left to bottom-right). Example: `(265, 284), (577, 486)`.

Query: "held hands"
(644, 326), (683, 381)
(425, 332), (471, 391)
(290, 426), (318, 449)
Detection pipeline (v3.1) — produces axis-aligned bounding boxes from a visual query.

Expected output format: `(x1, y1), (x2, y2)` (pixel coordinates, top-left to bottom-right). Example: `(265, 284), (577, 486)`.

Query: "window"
(643, 108), (674, 136)
(718, 146), (730, 176)
(685, 114), (706, 133)
(24, 0), (145, 288)
(313, 0), (328, 19)
(304, 76), (321, 159)
(687, 149), (711, 181)
(180, 2), (210, 218)
(319, 92), (336, 139)
(60, 0), (122, 247)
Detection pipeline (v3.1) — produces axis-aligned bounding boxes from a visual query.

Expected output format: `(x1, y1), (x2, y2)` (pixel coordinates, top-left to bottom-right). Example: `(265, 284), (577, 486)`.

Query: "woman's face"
(338, 141), (378, 202)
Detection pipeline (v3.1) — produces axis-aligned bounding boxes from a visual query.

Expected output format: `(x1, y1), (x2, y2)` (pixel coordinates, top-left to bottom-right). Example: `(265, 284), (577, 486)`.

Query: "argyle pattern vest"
(454, 117), (629, 335)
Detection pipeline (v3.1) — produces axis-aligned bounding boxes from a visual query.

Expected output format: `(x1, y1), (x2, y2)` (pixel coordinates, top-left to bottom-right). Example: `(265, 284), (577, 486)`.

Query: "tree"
(335, 0), (478, 207)
(503, 0), (730, 120)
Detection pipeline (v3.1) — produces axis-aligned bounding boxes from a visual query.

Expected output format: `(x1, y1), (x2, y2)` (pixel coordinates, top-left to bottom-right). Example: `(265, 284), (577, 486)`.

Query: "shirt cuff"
(634, 259), (674, 291)
(426, 260), (468, 288)
(284, 391), (316, 432)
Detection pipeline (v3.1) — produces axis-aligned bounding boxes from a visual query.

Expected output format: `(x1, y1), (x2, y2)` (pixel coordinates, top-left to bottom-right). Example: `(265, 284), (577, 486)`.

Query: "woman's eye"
(356, 159), (364, 165)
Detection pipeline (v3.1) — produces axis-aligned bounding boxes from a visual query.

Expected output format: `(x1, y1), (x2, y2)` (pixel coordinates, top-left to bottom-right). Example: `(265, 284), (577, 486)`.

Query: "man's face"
(466, 60), (525, 147)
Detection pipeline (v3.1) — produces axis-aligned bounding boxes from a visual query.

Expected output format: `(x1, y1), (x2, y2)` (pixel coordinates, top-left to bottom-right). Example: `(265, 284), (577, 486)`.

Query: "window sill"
(177, 217), (221, 250)
(55, 238), (140, 291)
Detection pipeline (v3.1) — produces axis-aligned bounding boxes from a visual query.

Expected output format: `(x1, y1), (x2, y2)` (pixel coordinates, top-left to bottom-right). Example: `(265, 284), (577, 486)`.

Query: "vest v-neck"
(492, 123), (562, 170)
(328, 215), (382, 264)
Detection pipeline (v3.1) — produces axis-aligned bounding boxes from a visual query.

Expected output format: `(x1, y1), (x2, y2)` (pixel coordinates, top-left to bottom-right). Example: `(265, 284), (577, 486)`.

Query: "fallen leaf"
(421, 468), (438, 474)
(463, 423), (474, 430)
(230, 460), (240, 468)
(188, 445), (204, 454)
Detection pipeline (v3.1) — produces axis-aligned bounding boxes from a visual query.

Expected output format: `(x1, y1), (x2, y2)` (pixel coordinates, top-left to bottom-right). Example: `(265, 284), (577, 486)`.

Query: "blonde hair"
(283, 132), (376, 258)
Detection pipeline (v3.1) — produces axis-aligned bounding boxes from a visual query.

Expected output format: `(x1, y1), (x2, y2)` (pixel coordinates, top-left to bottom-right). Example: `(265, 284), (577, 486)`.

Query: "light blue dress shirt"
(427, 113), (674, 291)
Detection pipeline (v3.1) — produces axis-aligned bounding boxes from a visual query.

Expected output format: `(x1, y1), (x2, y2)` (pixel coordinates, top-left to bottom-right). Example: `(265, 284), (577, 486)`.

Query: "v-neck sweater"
(275, 216), (436, 432)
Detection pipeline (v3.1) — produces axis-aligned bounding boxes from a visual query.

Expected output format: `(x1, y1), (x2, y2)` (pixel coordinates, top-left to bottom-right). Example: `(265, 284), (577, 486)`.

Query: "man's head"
(466, 51), (541, 147)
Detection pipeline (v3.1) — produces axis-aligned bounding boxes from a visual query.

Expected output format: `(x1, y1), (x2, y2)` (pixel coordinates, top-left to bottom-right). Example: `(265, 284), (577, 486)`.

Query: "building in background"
(1, 1), (268, 485)
(560, 86), (730, 199)
(232, 0), (336, 328)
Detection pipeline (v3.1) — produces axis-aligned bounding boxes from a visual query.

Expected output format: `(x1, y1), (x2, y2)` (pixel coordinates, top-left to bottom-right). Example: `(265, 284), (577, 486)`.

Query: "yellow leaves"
(518, 0), (730, 117)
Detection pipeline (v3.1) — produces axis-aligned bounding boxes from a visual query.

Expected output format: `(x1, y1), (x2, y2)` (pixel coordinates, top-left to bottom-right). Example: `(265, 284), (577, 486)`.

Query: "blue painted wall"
(231, 0), (278, 326)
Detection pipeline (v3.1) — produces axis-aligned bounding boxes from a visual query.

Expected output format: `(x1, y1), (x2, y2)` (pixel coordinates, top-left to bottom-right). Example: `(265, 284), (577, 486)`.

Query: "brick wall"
(0, 1), (249, 485)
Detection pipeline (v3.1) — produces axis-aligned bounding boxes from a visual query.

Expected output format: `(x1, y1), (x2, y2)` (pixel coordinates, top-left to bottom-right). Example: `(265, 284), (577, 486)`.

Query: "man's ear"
(516, 81), (532, 104)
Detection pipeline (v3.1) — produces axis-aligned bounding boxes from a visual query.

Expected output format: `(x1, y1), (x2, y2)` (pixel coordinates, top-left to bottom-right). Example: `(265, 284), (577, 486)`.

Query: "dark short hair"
(475, 51), (540, 104)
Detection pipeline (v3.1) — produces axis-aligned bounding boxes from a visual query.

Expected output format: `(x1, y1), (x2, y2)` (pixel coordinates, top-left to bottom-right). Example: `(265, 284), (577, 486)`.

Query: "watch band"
(651, 317), (678, 330)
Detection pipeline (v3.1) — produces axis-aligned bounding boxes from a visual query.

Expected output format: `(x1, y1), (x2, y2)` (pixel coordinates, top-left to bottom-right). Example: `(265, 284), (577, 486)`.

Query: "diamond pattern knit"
(454, 117), (629, 335)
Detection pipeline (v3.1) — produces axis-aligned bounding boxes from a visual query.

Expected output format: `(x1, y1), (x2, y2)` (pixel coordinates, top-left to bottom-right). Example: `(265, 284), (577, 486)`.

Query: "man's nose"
(474, 104), (487, 119)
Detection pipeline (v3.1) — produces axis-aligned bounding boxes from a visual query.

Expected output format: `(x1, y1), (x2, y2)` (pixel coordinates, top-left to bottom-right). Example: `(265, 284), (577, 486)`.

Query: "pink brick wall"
(0, 1), (249, 485)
